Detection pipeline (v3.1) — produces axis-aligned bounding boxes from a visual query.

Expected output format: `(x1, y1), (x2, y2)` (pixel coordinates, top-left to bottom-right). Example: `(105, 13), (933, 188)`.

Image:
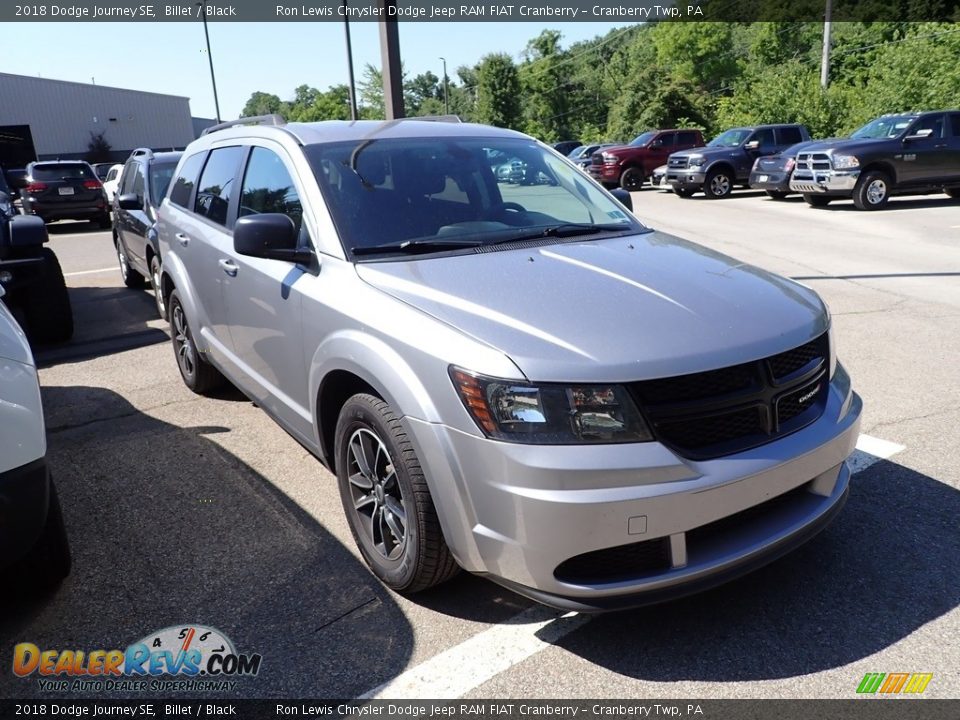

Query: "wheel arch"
(859, 161), (898, 185)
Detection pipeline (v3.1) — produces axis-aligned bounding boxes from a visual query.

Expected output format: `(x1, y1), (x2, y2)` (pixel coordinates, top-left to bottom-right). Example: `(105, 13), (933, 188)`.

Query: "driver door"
(897, 114), (947, 187)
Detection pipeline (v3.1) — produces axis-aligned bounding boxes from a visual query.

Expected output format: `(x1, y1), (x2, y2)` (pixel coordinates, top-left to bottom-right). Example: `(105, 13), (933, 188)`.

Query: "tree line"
(241, 21), (960, 143)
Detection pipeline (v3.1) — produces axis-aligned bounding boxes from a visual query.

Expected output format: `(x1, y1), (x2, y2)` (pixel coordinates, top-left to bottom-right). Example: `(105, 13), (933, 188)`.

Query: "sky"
(3, 20), (635, 120)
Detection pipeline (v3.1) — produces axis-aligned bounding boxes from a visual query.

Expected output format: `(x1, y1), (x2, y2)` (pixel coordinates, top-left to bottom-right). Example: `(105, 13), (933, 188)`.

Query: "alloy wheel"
(346, 427), (407, 561)
(172, 304), (196, 378)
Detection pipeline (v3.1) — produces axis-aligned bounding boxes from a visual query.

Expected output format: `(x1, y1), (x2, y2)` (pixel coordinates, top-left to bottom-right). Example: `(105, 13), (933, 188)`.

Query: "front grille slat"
(632, 334), (830, 460)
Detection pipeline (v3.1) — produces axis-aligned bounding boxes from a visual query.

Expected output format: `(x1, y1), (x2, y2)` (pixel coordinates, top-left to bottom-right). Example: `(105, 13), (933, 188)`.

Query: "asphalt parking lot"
(2, 188), (958, 700)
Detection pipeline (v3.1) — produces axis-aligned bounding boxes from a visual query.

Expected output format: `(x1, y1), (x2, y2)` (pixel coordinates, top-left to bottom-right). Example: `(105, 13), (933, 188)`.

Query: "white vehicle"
(0, 284), (71, 588)
(101, 163), (124, 204)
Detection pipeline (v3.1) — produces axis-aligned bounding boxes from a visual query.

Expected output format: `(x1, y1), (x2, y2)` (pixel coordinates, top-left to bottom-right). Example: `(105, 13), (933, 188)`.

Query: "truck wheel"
(169, 289), (225, 395)
(335, 393), (459, 593)
(766, 190), (790, 200)
(704, 169), (733, 199)
(619, 168), (645, 192)
(804, 194), (832, 208)
(853, 170), (891, 210)
(18, 480), (71, 591)
(116, 238), (145, 288)
(23, 248), (73, 344)
(674, 188), (696, 198)
(97, 213), (112, 230)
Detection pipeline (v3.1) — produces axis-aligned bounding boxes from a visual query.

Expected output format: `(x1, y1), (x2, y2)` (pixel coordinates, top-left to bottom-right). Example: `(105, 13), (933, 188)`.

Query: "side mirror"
(904, 128), (934, 141)
(117, 193), (141, 210)
(234, 213), (311, 263)
(610, 188), (633, 211)
(744, 140), (760, 151)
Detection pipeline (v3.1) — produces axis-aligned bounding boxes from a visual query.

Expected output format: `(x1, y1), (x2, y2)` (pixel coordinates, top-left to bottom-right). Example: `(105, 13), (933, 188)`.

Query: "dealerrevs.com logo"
(856, 672), (933, 695)
(13, 625), (262, 692)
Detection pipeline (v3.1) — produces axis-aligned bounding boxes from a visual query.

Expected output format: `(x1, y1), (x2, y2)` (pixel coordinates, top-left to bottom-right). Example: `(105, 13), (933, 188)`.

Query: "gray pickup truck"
(0, 169), (73, 344)
(668, 124), (811, 198)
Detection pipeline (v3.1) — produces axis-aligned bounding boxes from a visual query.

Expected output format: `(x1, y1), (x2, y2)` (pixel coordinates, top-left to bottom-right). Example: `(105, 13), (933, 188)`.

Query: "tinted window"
(132, 167), (145, 202)
(169, 152), (207, 209)
(119, 162), (138, 194)
(194, 147), (243, 225)
(32, 163), (94, 181)
(238, 148), (303, 233)
(149, 161), (179, 203)
(749, 129), (776, 147)
(910, 114), (944, 139)
(653, 133), (676, 147)
(778, 126), (803, 145)
(950, 114), (960, 137)
(677, 131), (699, 145)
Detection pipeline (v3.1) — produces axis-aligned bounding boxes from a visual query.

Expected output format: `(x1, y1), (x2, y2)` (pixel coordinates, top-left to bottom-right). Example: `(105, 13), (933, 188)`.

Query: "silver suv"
(157, 117), (862, 611)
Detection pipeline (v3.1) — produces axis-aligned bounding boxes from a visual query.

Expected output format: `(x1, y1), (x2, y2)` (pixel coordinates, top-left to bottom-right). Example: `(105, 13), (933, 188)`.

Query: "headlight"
(832, 154), (860, 169)
(688, 156), (707, 167)
(601, 152), (619, 163)
(450, 367), (653, 444)
(784, 157), (796, 173)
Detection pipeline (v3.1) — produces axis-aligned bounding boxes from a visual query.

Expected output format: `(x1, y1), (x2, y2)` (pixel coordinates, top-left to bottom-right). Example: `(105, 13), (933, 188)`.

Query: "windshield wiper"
(490, 223), (633, 245)
(352, 238), (484, 256)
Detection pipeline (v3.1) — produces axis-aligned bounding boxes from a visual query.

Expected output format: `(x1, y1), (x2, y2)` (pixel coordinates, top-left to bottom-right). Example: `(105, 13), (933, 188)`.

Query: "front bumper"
(790, 170), (860, 195)
(588, 164), (621, 184)
(406, 367), (862, 610)
(0, 457), (52, 567)
(749, 170), (791, 193)
(666, 168), (706, 189)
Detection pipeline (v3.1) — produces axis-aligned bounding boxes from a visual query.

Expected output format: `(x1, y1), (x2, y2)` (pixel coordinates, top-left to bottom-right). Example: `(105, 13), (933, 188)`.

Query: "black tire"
(804, 194), (832, 208)
(168, 289), (225, 395)
(619, 167), (645, 192)
(149, 253), (167, 321)
(116, 237), (145, 288)
(766, 190), (790, 200)
(674, 188), (696, 198)
(98, 214), (112, 230)
(22, 248), (73, 344)
(17, 480), (71, 591)
(945, 188), (959, 199)
(335, 393), (459, 593)
(852, 170), (891, 210)
(704, 168), (734, 199)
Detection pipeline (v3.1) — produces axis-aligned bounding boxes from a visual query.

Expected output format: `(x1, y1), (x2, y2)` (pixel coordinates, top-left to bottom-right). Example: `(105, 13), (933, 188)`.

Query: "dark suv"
(590, 129), (705, 191)
(668, 124), (811, 198)
(18, 161), (111, 228)
(790, 110), (960, 209)
(113, 148), (182, 319)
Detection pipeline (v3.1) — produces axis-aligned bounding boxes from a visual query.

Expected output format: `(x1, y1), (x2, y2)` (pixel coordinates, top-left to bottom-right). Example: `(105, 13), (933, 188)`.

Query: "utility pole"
(820, 0), (833, 89)
(197, 0), (221, 122)
(342, 0), (358, 120)
(439, 56), (449, 115)
(378, 1), (405, 120)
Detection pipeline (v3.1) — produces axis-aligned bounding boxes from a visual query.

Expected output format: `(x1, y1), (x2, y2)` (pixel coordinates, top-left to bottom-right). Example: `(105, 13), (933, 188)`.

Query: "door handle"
(218, 259), (238, 276)
(175, 232), (189, 247)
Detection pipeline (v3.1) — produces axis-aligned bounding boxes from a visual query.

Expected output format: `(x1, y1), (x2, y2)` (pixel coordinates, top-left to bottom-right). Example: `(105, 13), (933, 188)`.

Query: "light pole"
(197, 0), (221, 122)
(342, 0), (358, 120)
(439, 56), (449, 115)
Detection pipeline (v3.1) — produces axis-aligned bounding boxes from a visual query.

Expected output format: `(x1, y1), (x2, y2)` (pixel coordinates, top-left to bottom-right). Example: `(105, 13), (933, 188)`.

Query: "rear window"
(31, 164), (94, 181)
(169, 153), (206, 209)
(677, 131), (700, 145)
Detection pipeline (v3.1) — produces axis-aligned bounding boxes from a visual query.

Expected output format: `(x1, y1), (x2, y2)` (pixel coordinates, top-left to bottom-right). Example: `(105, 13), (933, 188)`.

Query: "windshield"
(628, 131), (656, 147)
(851, 116), (914, 139)
(307, 137), (645, 258)
(149, 161), (179, 201)
(707, 129), (751, 148)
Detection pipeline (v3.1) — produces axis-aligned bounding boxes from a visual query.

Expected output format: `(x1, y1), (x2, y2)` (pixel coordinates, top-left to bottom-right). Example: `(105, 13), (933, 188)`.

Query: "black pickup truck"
(790, 110), (960, 209)
(0, 169), (73, 343)
(667, 124), (811, 198)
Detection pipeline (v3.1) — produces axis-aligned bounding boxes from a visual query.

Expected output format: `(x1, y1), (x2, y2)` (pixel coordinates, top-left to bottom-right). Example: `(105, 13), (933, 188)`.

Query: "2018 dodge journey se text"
(156, 116), (862, 611)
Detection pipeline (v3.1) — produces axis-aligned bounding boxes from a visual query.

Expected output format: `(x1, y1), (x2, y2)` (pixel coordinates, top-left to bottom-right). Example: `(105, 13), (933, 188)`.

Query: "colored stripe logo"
(857, 673), (933, 694)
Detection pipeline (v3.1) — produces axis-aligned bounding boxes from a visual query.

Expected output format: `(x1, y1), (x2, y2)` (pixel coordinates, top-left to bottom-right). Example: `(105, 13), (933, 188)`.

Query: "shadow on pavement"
(0, 385), (413, 699)
(818, 194), (957, 212)
(556, 458), (959, 681)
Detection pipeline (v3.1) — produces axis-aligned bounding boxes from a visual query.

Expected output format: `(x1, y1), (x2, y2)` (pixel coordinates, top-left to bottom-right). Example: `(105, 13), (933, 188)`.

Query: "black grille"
(554, 537), (671, 584)
(668, 157), (689, 169)
(591, 154), (604, 166)
(632, 333), (830, 460)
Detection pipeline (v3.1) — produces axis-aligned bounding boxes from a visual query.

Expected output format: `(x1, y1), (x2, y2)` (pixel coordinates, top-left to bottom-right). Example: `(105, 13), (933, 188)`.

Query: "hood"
(672, 146), (739, 161)
(796, 137), (879, 154)
(356, 233), (828, 383)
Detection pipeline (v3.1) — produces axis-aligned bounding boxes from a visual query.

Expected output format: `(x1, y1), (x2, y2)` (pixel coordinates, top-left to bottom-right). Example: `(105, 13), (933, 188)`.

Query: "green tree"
(241, 91), (284, 118)
(519, 30), (571, 141)
(474, 53), (521, 129)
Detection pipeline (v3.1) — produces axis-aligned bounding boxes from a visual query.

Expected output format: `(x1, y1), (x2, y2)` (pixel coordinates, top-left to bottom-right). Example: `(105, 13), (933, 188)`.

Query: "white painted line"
(360, 605), (590, 699)
(64, 266), (117, 277)
(849, 433), (906, 475)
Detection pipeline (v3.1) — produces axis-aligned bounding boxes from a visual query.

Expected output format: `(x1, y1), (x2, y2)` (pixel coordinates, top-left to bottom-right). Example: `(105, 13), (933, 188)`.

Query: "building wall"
(0, 73), (195, 162)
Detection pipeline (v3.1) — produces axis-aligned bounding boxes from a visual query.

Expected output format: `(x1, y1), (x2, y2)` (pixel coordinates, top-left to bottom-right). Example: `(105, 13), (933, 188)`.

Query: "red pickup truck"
(589, 129), (705, 190)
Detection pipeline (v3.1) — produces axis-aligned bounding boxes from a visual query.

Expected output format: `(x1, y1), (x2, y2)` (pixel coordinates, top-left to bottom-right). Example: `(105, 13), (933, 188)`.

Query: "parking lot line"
(849, 433), (906, 475)
(64, 266), (117, 277)
(359, 605), (590, 699)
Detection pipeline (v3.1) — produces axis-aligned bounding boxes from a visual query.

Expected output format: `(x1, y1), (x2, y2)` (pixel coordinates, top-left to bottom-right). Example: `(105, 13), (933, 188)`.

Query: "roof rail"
(401, 114), (463, 123)
(130, 147), (154, 158)
(201, 114), (287, 136)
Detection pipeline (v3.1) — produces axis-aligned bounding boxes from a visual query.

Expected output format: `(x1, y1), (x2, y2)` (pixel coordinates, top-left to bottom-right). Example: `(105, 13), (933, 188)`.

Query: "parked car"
(16, 160), (111, 228)
(650, 164), (670, 191)
(749, 140), (824, 199)
(552, 140), (583, 156)
(101, 163), (124, 204)
(0, 282), (71, 589)
(668, 124), (811, 199)
(92, 162), (116, 181)
(570, 143), (621, 172)
(157, 116), (861, 611)
(590, 129), (705, 191)
(112, 148), (182, 319)
(0, 169), (73, 344)
(790, 110), (960, 209)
